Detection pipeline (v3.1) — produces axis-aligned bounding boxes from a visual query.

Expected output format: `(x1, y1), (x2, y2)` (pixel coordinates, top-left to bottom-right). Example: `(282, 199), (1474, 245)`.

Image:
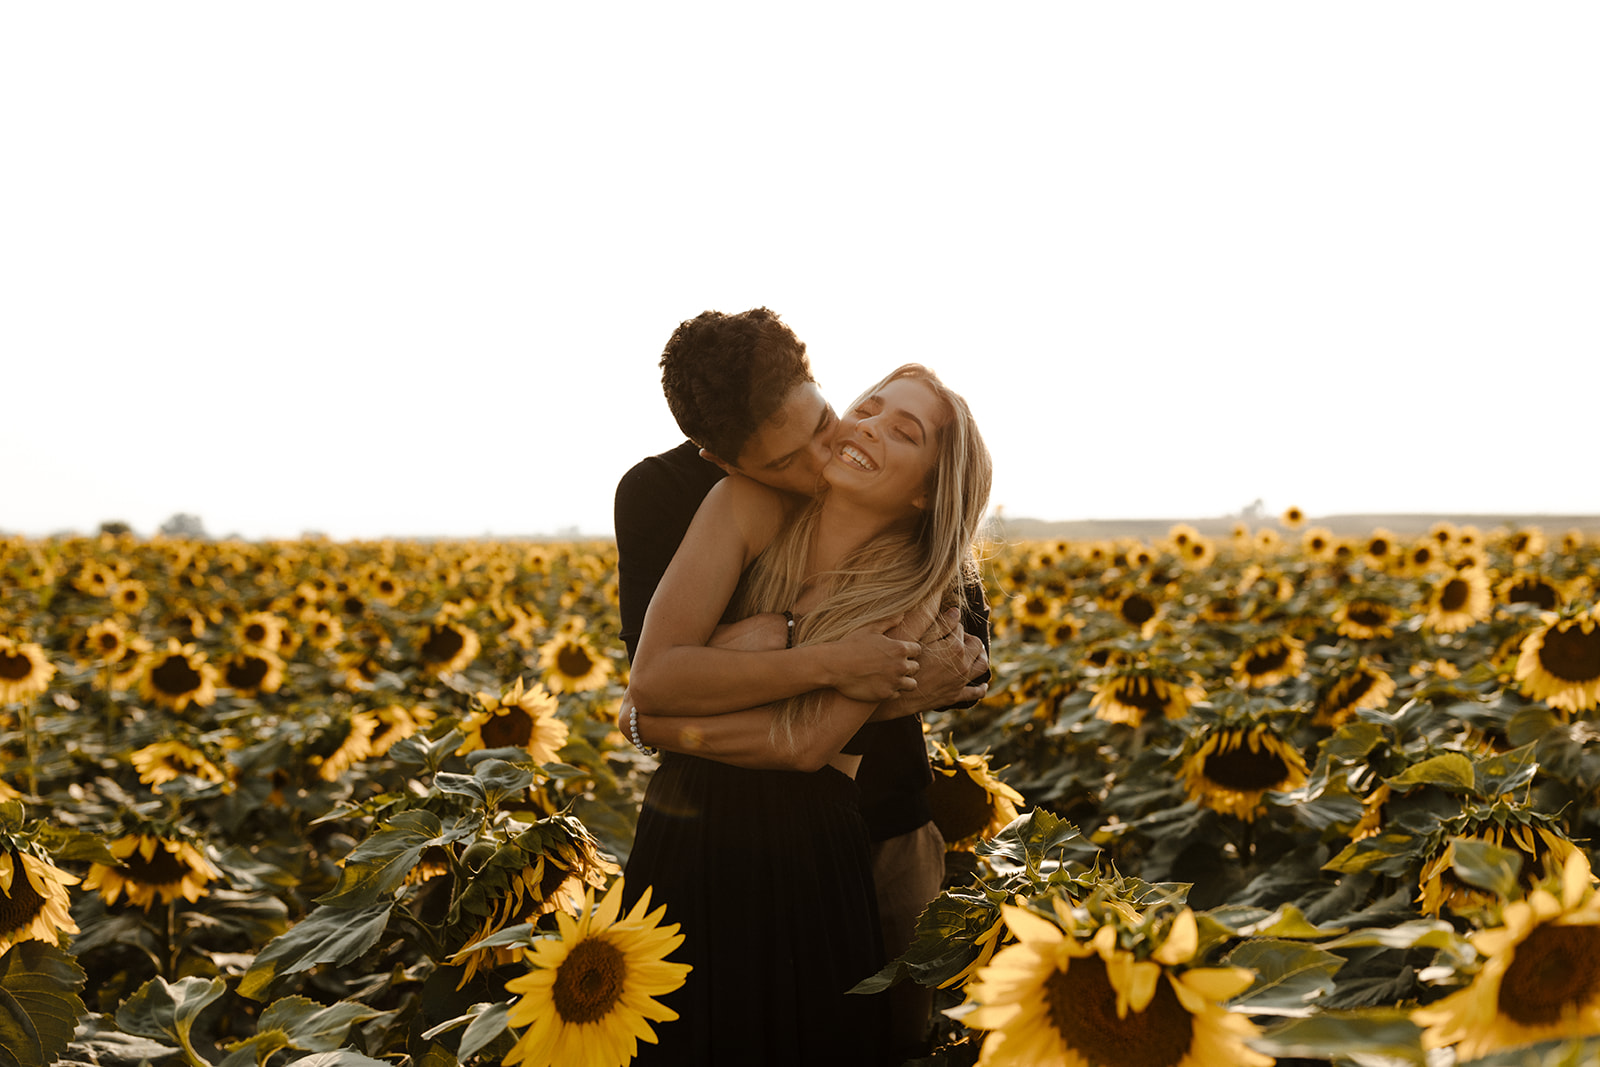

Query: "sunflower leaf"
(387, 729), (466, 774)
(421, 1000), (515, 1063)
(114, 975), (226, 1066)
(316, 811), (476, 909)
(1448, 836), (1522, 899)
(1222, 939), (1344, 1016)
(1384, 753), (1475, 792)
(255, 997), (390, 1053)
(1250, 1007), (1424, 1064)
(445, 921), (541, 962)
(237, 904), (394, 1001)
(0, 941), (88, 1067)
(220, 1028), (290, 1067)
(1460, 1036), (1600, 1066)
(1320, 918), (1469, 957)
(280, 1051), (391, 1067)
(1472, 743), (1539, 796)
(974, 807), (1087, 877)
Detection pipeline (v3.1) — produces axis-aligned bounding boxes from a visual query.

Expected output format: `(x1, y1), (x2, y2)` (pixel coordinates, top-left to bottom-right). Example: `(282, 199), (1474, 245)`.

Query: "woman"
(622, 364), (991, 1066)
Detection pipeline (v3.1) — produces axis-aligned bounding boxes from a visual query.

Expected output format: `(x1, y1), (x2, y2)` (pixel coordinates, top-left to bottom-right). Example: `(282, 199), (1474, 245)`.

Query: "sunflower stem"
(21, 700), (38, 797)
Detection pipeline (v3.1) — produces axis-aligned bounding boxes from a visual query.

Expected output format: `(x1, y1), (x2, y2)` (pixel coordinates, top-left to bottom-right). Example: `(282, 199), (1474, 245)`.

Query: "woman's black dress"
(622, 752), (890, 1066)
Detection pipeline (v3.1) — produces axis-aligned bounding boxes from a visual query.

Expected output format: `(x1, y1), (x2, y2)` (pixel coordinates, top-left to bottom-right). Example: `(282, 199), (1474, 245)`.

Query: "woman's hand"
(821, 620), (924, 703)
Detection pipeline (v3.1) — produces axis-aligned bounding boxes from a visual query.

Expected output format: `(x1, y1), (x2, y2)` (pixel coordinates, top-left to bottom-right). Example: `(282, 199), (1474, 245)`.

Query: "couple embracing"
(614, 308), (993, 1066)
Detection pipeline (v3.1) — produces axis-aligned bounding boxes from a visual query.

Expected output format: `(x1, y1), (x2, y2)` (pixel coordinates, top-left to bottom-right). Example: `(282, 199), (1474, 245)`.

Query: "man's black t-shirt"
(613, 439), (991, 842)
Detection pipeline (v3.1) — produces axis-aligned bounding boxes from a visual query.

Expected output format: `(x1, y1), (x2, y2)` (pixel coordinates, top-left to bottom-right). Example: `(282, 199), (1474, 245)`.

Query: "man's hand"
(708, 613), (789, 652)
(869, 608), (988, 720)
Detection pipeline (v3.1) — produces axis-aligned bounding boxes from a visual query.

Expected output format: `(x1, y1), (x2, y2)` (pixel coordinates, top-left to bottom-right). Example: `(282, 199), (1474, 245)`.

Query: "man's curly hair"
(659, 308), (814, 464)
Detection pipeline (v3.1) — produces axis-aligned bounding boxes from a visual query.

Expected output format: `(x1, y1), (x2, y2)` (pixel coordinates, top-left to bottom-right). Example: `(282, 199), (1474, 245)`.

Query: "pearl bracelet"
(627, 702), (659, 758)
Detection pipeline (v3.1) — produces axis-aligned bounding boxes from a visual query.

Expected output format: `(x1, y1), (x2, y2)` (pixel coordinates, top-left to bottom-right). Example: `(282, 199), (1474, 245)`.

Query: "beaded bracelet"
(783, 610), (796, 649)
(627, 702), (659, 758)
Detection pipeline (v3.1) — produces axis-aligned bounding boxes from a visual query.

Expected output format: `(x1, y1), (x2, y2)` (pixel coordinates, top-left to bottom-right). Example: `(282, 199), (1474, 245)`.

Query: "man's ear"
(698, 448), (741, 477)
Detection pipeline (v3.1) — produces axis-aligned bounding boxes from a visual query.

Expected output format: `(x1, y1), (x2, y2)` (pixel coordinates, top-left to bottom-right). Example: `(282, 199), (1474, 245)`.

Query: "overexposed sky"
(4, 3), (1596, 540)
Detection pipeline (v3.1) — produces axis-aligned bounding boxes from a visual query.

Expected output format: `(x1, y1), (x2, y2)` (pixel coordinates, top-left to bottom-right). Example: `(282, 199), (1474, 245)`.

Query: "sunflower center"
(0, 652), (33, 681)
(551, 935), (627, 1025)
(1203, 739), (1290, 791)
(1113, 678), (1175, 718)
(926, 767), (994, 843)
(119, 844), (193, 885)
(1044, 954), (1194, 1067)
(151, 654), (202, 695)
(556, 644), (594, 678)
(1537, 625), (1600, 684)
(0, 850), (48, 938)
(1507, 579), (1560, 610)
(1438, 579), (1470, 613)
(1348, 604), (1388, 628)
(1121, 594), (1156, 625)
(482, 707), (534, 749)
(244, 623), (268, 643)
(1243, 644), (1290, 676)
(1329, 671), (1376, 710)
(226, 656), (270, 690)
(1496, 923), (1600, 1026)
(98, 633), (122, 653)
(420, 626), (465, 664)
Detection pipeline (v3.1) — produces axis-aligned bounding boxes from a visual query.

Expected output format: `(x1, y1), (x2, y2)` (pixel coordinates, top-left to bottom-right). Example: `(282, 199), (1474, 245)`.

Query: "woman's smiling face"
(824, 376), (949, 515)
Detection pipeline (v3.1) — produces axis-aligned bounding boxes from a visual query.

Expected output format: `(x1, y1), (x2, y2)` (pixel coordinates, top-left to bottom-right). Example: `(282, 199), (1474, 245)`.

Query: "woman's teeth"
(841, 444), (876, 471)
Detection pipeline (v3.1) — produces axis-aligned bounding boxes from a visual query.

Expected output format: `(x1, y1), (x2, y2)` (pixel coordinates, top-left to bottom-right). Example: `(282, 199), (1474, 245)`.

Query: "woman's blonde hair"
(734, 364), (993, 748)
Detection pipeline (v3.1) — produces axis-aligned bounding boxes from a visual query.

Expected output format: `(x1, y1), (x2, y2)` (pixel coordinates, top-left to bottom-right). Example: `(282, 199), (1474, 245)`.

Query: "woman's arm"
(627, 476), (921, 716)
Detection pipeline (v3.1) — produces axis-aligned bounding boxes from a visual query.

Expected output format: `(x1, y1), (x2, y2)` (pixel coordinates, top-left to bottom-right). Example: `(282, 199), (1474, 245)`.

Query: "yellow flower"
(458, 678), (570, 762)
(235, 612), (287, 651)
(418, 619), (481, 675)
(1415, 852), (1600, 1059)
(300, 607), (344, 651)
(1301, 527), (1336, 560)
(1333, 598), (1398, 641)
(502, 878), (692, 1067)
(925, 745), (1025, 850)
(311, 711), (380, 782)
(1232, 635), (1305, 688)
(0, 848), (80, 954)
(1178, 725), (1308, 823)
(1314, 660), (1397, 727)
(1280, 505), (1306, 529)
(81, 834), (221, 910)
(75, 618), (129, 666)
(368, 704), (435, 757)
(0, 638), (55, 705)
(221, 647), (286, 696)
(1419, 823), (1585, 918)
(1114, 591), (1162, 639)
(112, 579), (150, 614)
(537, 632), (613, 694)
(960, 904), (1271, 1067)
(1499, 573), (1564, 611)
(1424, 568), (1492, 633)
(138, 639), (219, 712)
(131, 740), (228, 789)
(1515, 609), (1600, 714)
(1091, 673), (1204, 726)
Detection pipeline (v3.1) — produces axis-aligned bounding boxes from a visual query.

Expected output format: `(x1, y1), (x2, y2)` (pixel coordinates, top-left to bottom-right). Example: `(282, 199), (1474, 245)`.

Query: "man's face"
(722, 381), (839, 497)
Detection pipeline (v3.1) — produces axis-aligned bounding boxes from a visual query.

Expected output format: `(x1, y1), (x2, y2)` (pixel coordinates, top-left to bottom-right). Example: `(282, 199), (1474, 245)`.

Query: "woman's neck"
(807, 495), (912, 576)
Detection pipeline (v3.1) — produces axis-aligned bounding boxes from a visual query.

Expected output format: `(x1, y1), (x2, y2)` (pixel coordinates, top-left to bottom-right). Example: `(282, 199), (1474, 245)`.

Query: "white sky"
(4, 3), (1596, 541)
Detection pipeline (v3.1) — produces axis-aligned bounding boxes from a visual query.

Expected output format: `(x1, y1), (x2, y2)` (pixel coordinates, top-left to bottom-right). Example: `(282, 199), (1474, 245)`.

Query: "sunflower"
(1113, 591), (1162, 640)
(368, 703), (435, 757)
(960, 902), (1271, 1067)
(1424, 568), (1492, 634)
(0, 847), (79, 954)
(1232, 635), (1305, 688)
(418, 619), (481, 675)
(1334, 598), (1397, 641)
(1198, 597), (1246, 625)
(138, 639), (219, 712)
(1300, 527), (1336, 560)
(130, 740), (228, 789)
(235, 612), (287, 651)
(502, 877), (692, 1067)
(1499, 574), (1564, 611)
(221, 647), (286, 696)
(926, 745), (1025, 850)
(0, 637), (55, 705)
(1044, 616), (1085, 648)
(81, 833), (221, 910)
(1515, 609), (1600, 714)
(112, 579), (150, 614)
(1166, 524), (1200, 552)
(1178, 724), (1308, 822)
(458, 678), (570, 763)
(367, 568), (406, 607)
(75, 618), (129, 665)
(1364, 529), (1396, 568)
(1504, 526), (1547, 558)
(1252, 528), (1281, 555)
(72, 563), (118, 598)
(1314, 660), (1396, 727)
(1418, 822), (1584, 917)
(311, 711), (380, 782)
(1181, 538), (1216, 570)
(1091, 672), (1204, 726)
(1415, 852), (1600, 1059)
(1280, 505), (1305, 529)
(453, 850), (608, 985)
(300, 607), (344, 651)
(1428, 521), (1458, 549)
(537, 631), (613, 694)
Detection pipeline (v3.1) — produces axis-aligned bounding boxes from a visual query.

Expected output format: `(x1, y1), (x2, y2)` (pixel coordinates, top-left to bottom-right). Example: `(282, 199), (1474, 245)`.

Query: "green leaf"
(238, 904), (393, 1001)
(0, 941), (87, 1067)
(446, 922), (539, 962)
(220, 1028), (290, 1067)
(974, 808), (1087, 876)
(457, 1001), (512, 1063)
(852, 889), (1003, 994)
(1450, 836), (1523, 899)
(66, 1013), (180, 1065)
(1474, 743), (1540, 796)
(1223, 939), (1344, 1016)
(1323, 830), (1424, 877)
(1230, 904), (1347, 940)
(1385, 753), (1475, 792)
(1252, 1008), (1425, 1064)
(1322, 918), (1471, 957)
(387, 729), (466, 773)
(1319, 721), (1390, 763)
(282, 1051), (392, 1067)
(257, 997), (390, 1053)
(114, 975), (227, 1067)
(316, 811), (475, 909)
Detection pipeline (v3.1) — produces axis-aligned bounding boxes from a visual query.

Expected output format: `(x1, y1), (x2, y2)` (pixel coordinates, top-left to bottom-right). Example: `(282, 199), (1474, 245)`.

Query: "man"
(614, 307), (990, 1058)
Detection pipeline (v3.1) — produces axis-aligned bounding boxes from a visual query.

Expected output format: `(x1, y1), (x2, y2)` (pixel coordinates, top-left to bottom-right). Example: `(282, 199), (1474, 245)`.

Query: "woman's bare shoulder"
(697, 476), (793, 553)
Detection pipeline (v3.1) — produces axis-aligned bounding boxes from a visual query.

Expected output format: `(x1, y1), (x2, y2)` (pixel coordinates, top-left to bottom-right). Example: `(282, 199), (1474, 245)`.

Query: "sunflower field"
(2, 520), (1599, 1067)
